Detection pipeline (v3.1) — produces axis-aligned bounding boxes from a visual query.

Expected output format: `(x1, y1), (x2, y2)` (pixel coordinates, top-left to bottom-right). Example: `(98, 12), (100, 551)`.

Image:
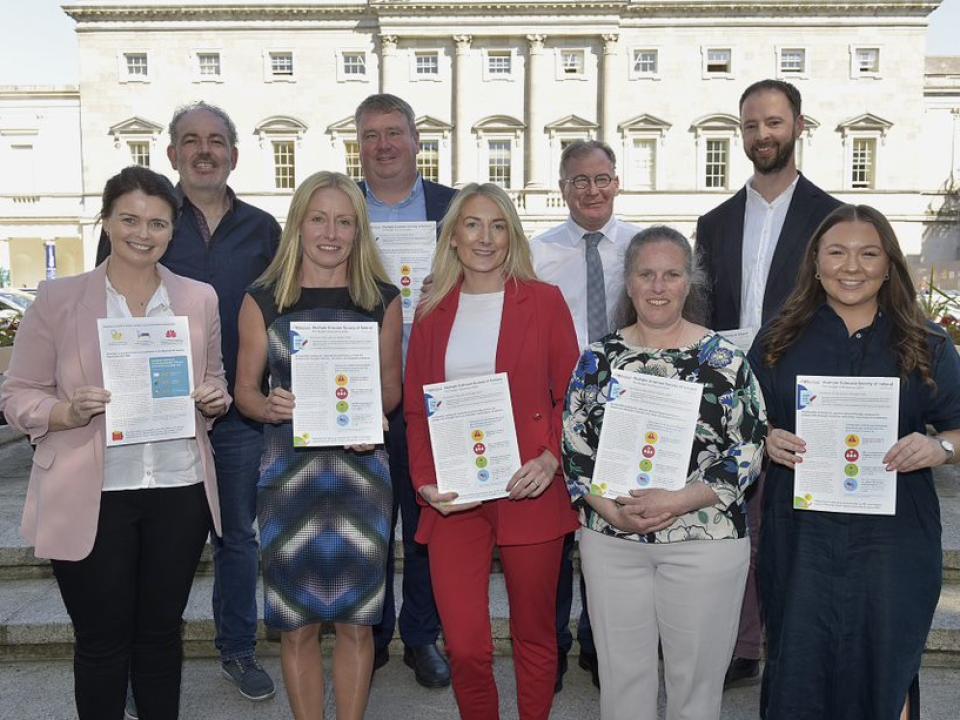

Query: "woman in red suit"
(404, 183), (580, 720)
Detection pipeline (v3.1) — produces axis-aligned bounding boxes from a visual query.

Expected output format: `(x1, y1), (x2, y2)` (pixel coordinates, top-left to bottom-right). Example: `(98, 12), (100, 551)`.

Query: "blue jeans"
(373, 406), (441, 650)
(210, 410), (264, 660)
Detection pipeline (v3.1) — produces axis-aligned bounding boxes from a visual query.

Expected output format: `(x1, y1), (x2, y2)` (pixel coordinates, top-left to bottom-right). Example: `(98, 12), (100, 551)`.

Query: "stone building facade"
(0, 0), (957, 284)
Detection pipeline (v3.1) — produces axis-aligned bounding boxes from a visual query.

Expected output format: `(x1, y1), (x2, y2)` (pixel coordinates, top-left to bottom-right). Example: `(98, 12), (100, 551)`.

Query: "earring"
(815, 271), (821, 279)
(884, 272), (890, 280)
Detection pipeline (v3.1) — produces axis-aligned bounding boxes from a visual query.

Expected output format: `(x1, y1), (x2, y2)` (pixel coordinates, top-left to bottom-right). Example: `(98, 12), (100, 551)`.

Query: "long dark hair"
(98, 166), (179, 254)
(762, 204), (934, 385)
(615, 225), (709, 328)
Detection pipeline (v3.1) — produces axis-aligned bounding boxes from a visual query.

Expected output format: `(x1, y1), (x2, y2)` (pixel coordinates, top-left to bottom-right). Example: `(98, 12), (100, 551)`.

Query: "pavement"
(1, 658), (959, 719)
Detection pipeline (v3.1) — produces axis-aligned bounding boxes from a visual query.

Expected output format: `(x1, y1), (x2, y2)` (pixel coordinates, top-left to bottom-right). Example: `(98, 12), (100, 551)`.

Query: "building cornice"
(61, 1), (942, 24)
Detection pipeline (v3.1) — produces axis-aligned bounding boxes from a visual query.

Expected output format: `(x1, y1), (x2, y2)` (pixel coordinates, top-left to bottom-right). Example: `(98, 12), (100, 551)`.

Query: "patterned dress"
(249, 283), (398, 630)
(562, 330), (767, 543)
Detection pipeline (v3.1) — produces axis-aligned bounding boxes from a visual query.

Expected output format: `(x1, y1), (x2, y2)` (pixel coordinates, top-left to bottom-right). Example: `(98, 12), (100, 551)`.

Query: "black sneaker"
(723, 657), (760, 690)
(221, 655), (276, 701)
(579, 651), (600, 689)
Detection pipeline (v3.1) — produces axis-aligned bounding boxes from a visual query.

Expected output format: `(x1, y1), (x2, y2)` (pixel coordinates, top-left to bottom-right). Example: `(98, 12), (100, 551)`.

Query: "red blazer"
(405, 278), (581, 545)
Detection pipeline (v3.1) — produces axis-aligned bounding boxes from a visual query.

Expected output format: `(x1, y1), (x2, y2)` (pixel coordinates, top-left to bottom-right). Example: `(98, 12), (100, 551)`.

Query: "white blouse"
(445, 290), (504, 381)
(101, 276), (203, 492)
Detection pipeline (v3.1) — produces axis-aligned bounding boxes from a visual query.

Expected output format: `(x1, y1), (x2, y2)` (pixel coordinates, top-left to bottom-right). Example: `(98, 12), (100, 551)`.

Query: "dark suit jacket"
(695, 173), (842, 331)
(404, 280), (581, 546)
(358, 178), (457, 228)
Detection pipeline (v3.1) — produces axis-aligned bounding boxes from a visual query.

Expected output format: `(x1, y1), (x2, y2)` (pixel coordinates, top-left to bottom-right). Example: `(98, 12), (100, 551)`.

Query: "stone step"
(2, 568), (959, 668)
(1, 431), (958, 580)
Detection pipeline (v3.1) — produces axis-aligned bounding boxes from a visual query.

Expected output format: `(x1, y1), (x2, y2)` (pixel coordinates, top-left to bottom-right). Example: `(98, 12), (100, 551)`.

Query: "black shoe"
(555, 653), (568, 694)
(373, 646), (390, 673)
(723, 657), (760, 690)
(403, 643), (451, 688)
(578, 651), (600, 689)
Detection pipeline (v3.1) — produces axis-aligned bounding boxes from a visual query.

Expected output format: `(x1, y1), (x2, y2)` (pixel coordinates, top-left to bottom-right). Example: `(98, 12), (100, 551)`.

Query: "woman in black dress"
(235, 171), (402, 720)
(748, 204), (960, 720)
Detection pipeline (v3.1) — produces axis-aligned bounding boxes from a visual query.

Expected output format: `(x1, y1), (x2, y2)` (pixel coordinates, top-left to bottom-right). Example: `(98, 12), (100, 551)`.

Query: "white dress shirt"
(530, 214), (642, 350)
(101, 276), (203, 492)
(739, 175), (799, 330)
(445, 291), (504, 381)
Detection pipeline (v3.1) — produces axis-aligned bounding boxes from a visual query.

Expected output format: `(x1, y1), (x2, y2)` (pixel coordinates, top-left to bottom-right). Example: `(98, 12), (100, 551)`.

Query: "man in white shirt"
(530, 140), (642, 691)
(695, 79), (841, 689)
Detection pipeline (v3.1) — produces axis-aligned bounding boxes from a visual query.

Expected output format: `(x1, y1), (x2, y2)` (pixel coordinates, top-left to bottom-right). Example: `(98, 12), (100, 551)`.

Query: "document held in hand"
(591, 370), (703, 498)
(423, 372), (522, 504)
(98, 316), (195, 447)
(290, 321), (384, 447)
(794, 375), (899, 515)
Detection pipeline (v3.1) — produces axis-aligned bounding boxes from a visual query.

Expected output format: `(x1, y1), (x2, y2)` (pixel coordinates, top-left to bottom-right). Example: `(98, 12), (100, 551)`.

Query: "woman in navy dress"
(748, 204), (960, 720)
(235, 171), (402, 720)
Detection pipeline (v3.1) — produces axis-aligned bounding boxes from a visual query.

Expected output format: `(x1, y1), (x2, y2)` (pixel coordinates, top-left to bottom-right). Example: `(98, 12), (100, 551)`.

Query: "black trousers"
(51, 483), (211, 720)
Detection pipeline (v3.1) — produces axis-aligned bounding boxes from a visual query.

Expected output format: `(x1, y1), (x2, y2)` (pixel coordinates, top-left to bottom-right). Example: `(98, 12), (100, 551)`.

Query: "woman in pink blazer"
(0, 166), (229, 720)
(404, 183), (580, 720)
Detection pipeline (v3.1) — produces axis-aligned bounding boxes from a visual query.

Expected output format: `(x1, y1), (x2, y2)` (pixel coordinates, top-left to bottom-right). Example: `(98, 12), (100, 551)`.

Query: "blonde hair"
(255, 171), (390, 312)
(421, 183), (536, 316)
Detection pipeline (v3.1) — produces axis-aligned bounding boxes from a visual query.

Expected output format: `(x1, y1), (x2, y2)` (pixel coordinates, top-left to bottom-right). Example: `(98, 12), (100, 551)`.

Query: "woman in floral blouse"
(562, 225), (767, 720)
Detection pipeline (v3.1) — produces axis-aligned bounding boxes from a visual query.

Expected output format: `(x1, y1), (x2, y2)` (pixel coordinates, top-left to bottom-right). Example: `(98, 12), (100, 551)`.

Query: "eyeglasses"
(561, 174), (615, 190)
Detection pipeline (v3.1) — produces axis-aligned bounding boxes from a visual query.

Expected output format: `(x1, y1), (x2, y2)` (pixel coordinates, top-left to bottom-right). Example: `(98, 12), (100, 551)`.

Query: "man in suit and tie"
(695, 79), (841, 688)
(355, 93), (456, 689)
(530, 139), (643, 692)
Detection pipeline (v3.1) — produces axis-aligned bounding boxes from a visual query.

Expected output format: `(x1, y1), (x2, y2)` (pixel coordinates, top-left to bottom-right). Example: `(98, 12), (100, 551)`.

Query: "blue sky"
(0, 0), (958, 86)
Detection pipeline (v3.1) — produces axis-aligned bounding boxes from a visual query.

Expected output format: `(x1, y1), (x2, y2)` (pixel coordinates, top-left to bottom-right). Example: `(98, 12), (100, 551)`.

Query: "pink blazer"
(405, 279), (581, 546)
(0, 262), (229, 561)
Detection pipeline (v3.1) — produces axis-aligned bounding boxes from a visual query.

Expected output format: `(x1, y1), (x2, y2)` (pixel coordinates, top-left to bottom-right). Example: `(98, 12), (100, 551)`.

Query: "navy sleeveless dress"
(249, 283), (398, 630)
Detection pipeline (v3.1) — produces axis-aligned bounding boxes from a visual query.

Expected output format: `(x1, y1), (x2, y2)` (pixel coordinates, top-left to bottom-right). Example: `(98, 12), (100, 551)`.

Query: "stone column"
(600, 34), (619, 149)
(524, 34), (547, 188)
(379, 34), (398, 94)
(452, 34), (473, 186)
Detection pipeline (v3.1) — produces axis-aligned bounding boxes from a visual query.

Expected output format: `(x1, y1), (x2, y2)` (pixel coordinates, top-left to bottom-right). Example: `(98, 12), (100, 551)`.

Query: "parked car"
(0, 288), (35, 316)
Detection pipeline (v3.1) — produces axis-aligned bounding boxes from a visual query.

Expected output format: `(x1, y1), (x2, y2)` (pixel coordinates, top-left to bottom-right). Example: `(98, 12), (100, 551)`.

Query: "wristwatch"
(937, 437), (955, 462)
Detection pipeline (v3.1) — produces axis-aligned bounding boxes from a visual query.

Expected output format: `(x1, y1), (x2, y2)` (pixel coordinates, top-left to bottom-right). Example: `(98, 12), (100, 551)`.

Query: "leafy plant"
(0, 314), (19, 347)
(919, 282), (960, 344)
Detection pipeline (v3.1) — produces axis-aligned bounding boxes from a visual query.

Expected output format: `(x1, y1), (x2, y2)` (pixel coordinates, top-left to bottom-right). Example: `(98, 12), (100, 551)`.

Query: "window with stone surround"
(273, 141), (296, 190)
(343, 140), (362, 181)
(704, 138), (729, 189)
(415, 51), (440, 78)
(128, 141), (150, 168)
(557, 48), (586, 79)
(778, 48), (806, 77)
(265, 51), (295, 82)
(119, 51), (150, 82)
(417, 140), (440, 183)
(851, 46), (881, 78)
(197, 52), (221, 78)
(488, 139), (512, 187)
(703, 47), (733, 76)
(632, 49), (659, 77)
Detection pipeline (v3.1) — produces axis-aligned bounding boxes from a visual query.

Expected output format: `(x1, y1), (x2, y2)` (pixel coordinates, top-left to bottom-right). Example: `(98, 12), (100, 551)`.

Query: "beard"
(748, 135), (796, 175)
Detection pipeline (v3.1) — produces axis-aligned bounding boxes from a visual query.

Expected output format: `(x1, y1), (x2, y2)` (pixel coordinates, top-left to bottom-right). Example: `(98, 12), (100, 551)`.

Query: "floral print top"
(562, 331), (767, 543)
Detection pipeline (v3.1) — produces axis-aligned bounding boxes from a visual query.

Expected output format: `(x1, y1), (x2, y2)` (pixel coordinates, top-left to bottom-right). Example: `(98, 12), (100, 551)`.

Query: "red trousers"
(428, 502), (564, 720)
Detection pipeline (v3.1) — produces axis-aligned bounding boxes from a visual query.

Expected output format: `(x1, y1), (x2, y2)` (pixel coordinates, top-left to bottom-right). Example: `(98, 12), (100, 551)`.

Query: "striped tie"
(584, 232), (608, 343)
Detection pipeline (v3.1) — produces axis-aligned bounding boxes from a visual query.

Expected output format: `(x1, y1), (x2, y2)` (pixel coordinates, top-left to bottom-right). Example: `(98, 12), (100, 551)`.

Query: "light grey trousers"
(580, 530), (750, 720)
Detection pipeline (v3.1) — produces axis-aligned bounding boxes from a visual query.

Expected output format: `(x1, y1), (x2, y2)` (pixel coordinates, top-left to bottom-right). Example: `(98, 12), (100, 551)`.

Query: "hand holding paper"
(506, 451), (558, 500)
(766, 427), (806, 468)
(264, 387), (295, 424)
(66, 386), (111, 428)
(192, 382), (228, 418)
(883, 431), (949, 473)
(418, 484), (481, 515)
